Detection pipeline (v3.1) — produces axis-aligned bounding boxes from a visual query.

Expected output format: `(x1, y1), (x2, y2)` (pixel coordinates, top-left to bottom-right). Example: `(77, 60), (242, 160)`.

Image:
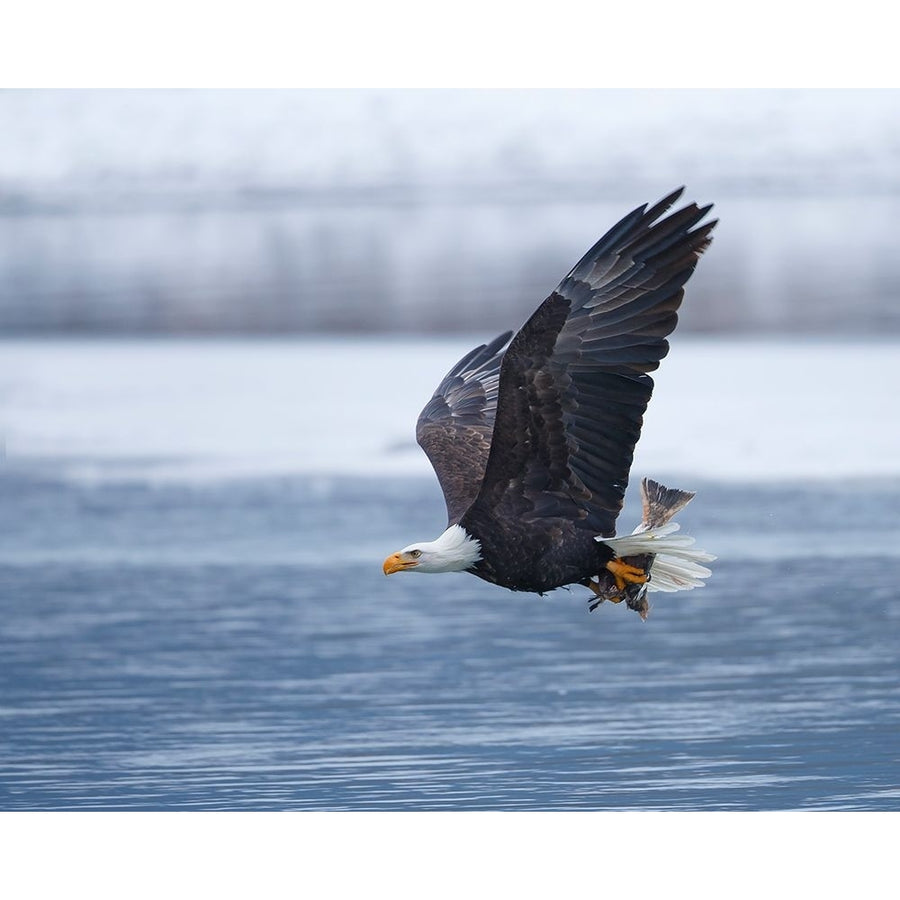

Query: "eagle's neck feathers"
(413, 525), (482, 573)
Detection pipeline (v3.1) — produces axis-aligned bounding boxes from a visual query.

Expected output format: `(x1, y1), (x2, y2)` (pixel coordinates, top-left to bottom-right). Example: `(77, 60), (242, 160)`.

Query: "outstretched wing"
(416, 330), (513, 524)
(468, 188), (716, 537)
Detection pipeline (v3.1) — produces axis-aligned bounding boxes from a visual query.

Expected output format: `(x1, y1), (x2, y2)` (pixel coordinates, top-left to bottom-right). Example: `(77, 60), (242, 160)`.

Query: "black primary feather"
(470, 188), (715, 534)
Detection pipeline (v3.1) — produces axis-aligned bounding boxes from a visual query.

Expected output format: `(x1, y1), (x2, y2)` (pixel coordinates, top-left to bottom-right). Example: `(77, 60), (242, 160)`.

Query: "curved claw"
(588, 578), (624, 606)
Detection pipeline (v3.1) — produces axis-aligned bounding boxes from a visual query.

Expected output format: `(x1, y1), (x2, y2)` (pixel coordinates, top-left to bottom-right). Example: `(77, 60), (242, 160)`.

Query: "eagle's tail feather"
(599, 522), (715, 593)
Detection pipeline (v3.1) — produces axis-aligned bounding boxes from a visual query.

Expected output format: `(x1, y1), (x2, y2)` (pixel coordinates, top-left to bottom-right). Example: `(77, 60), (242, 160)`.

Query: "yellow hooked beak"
(383, 552), (418, 575)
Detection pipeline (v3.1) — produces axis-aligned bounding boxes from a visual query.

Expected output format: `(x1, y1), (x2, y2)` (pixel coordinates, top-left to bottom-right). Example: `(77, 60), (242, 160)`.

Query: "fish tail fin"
(637, 477), (696, 531)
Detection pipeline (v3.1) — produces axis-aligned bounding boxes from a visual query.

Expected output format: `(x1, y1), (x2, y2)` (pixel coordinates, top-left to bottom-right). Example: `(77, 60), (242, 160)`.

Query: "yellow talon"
(605, 559), (648, 592)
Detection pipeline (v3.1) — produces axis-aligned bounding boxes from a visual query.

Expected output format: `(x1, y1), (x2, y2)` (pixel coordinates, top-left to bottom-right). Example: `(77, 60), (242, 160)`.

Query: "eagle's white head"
(383, 524), (482, 575)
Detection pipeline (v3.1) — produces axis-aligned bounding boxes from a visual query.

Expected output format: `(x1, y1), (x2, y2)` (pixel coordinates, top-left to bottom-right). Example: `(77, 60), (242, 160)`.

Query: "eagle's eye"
(409, 549), (422, 558)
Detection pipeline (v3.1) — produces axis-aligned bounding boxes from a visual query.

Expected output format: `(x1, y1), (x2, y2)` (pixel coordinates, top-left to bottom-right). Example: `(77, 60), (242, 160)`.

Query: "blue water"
(1, 470), (899, 810)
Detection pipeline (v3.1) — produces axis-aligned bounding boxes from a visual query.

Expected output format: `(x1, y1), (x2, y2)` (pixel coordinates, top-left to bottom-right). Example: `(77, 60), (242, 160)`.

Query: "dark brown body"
(461, 510), (616, 594)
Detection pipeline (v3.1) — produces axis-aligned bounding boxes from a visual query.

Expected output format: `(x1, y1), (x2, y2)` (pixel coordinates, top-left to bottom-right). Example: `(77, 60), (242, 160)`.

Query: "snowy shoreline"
(2, 337), (898, 485)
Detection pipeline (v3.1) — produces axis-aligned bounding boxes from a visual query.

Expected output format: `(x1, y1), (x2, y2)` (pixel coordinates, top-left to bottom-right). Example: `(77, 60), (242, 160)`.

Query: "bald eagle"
(383, 188), (716, 617)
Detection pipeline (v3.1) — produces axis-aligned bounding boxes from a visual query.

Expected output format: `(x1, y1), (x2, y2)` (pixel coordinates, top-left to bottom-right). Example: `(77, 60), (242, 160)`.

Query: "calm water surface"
(1, 471), (899, 810)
